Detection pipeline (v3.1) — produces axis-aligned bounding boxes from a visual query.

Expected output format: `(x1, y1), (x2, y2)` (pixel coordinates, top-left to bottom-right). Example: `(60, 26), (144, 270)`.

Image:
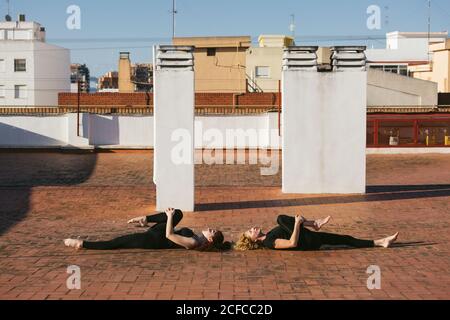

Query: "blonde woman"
(235, 214), (398, 251)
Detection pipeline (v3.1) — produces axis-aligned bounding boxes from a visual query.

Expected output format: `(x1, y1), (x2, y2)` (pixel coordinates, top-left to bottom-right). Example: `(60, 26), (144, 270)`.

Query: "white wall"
(2, 113), (448, 156)
(89, 115), (154, 147)
(366, 32), (448, 62)
(282, 71), (367, 194)
(195, 113), (280, 149)
(33, 41), (70, 106)
(0, 113), (283, 149)
(0, 115), (68, 147)
(0, 41), (70, 106)
(367, 68), (438, 106)
(0, 41), (35, 106)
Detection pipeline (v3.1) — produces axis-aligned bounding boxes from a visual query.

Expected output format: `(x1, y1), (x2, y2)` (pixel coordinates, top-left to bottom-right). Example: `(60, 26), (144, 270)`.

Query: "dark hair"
(212, 231), (232, 251)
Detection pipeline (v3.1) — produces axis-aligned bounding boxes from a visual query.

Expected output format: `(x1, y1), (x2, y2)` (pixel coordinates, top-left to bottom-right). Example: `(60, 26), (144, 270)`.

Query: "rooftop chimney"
(118, 52), (134, 93)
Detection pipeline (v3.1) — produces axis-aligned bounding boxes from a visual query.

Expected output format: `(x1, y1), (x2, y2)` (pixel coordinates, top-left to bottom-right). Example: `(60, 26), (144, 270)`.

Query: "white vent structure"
(156, 45), (194, 71)
(153, 45), (195, 211)
(282, 46), (318, 71)
(331, 46), (367, 72)
(282, 45), (367, 194)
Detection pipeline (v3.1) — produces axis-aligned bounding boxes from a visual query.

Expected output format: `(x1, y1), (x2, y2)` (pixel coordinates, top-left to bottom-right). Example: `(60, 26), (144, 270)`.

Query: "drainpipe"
(233, 93), (244, 109)
(77, 80), (81, 136)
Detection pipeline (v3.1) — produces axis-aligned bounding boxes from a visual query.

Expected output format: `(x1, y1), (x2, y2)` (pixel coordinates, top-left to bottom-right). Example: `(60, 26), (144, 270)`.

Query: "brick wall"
(58, 92), (280, 107)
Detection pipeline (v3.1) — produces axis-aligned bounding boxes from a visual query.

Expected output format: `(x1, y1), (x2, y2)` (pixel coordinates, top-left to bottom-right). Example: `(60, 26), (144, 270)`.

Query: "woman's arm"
(165, 208), (197, 250)
(273, 215), (304, 249)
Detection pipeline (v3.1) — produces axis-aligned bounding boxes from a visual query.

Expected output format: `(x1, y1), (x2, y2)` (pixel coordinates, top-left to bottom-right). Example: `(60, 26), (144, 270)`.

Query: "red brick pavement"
(0, 151), (449, 300)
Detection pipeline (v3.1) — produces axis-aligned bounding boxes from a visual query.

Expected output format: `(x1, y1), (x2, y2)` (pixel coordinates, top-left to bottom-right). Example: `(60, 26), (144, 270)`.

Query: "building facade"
(70, 63), (90, 93)
(410, 39), (450, 93)
(246, 35), (294, 92)
(173, 36), (251, 93)
(366, 31), (448, 76)
(0, 16), (70, 106)
(97, 71), (119, 93)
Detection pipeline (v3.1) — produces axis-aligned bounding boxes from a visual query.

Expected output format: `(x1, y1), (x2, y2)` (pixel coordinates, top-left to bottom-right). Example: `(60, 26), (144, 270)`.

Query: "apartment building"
(0, 15), (70, 106)
(410, 39), (450, 93)
(246, 35), (294, 92)
(173, 36), (251, 93)
(366, 31), (448, 76)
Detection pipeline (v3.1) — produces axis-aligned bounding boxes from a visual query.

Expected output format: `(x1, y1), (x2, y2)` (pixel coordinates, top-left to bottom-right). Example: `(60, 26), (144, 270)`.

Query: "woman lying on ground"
(64, 208), (231, 251)
(235, 214), (398, 251)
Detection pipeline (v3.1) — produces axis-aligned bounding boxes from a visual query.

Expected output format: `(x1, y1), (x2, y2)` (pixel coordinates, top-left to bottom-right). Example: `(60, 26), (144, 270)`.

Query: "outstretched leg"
(313, 231), (398, 249)
(65, 210), (184, 250)
(65, 232), (151, 250)
(315, 231), (375, 249)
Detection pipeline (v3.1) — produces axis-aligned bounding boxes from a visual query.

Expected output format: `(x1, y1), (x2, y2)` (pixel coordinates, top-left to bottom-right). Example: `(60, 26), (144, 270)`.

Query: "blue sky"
(3, 0), (450, 77)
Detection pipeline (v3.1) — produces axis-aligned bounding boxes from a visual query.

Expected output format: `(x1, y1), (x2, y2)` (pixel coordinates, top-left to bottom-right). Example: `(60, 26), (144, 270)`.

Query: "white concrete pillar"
(153, 45), (195, 211)
(282, 46), (367, 194)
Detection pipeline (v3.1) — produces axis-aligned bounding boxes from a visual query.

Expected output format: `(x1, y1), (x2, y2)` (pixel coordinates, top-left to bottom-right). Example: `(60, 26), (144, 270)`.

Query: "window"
(384, 65), (399, 74)
(0, 59), (5, 72)
(369, 64), (408, 76)
(14, 59), (26, 72)
(207, 48), (216, 56)
(0, 85), (5, 98)
(14, 85), (27, 99)
(255, 66), (270, 78)
(399, 66), (408, 76)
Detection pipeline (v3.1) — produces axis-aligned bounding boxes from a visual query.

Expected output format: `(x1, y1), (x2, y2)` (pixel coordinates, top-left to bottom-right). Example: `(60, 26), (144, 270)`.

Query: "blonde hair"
(234, 233), (262, 251)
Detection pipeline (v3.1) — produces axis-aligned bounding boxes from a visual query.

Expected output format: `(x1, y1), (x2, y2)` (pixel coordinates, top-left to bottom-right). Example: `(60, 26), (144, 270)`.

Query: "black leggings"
(277, 215), (374, 250)
(83, 210), (190, 250)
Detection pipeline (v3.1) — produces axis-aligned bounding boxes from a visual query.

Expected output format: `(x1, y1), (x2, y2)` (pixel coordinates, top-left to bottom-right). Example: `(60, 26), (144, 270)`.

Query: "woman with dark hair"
(64, 208), (231, 251)
(235, 214), (398, 251)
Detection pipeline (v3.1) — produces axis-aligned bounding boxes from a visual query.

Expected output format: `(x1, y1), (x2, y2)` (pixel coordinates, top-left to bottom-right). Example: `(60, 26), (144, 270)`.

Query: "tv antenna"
(427, 0), (431, 61)
(289, 14), (296, 40)
(5, 0), (11, 21)
(171, 0), (178, 39)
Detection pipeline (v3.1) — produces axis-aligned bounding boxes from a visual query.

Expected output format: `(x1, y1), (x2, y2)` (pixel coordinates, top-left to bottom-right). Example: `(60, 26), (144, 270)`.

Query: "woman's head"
(200, 228), (232, 251)
(234, 227), (265, 251)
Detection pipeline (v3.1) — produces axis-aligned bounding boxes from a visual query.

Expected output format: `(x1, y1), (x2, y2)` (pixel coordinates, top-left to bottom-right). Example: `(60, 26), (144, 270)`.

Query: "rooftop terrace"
(0, 151), (449, 300)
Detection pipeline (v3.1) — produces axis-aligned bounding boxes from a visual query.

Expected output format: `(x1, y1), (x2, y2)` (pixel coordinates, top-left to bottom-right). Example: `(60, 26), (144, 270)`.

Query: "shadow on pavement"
(195, 184), (450, 212)
(0, 150), (99, 236)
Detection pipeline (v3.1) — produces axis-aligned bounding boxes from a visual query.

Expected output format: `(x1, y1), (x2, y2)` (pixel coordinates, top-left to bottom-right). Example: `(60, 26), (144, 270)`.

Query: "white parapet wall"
(88, 115), (154, 148)
(0, 115), (68, 147)
(153, 45), (195, 212)
(282, 46), (367, 194)
(0, 113), (284, 149)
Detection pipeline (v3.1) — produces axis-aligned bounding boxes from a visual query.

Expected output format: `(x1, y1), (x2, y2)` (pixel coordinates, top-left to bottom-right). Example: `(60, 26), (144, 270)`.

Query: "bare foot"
(376, 232), (399, 248)
(64, 239), (83, 249)
(314, 216), (331, 231)
(127, 216), (148, 227)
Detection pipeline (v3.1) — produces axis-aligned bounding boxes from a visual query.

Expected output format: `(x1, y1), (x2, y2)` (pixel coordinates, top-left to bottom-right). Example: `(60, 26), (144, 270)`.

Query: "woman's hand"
(295, 215), (305, 225)
(165, 208), (175, 218)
